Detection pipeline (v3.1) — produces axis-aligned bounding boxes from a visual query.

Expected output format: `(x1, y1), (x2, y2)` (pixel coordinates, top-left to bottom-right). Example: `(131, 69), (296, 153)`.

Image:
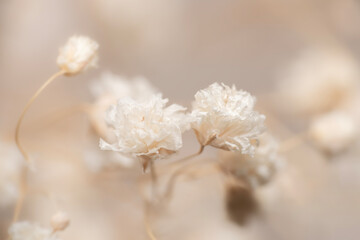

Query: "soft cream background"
(1, 1), (360, 239)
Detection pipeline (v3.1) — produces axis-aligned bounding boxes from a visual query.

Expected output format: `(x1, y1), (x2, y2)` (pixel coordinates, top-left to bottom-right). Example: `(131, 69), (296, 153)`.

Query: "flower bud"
(57, 35), (98, 76)
(51, 211), (70, 232)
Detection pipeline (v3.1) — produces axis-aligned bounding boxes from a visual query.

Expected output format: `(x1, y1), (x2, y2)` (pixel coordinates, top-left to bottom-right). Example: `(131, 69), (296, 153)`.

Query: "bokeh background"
(1, 0), (360, 239)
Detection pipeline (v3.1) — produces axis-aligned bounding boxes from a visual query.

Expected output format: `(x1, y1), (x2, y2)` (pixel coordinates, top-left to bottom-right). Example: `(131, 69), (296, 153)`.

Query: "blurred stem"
(12, 70), (65, 224)
(279, 131), (308, 153)
(144, 202), (158, 240)
(149, 160), (158, 200)
(169, 144), (205, 167)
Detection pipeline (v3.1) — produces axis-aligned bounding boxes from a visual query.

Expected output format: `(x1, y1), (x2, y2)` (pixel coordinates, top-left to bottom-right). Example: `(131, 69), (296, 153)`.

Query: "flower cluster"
(191, 83), (266, 156)
(100, 94), (189, 169)
(220, 133), (283, 188)
(57, 35), (99, 76)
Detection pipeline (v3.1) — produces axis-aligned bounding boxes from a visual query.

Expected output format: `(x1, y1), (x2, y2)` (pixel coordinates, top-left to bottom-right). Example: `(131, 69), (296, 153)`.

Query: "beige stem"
(12, 70), (65, 224)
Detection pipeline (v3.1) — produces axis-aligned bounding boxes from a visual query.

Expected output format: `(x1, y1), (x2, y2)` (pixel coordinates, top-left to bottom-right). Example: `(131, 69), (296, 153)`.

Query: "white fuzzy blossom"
(100, 94), (189, 169)
(191, 83), (266, 155)
(220, 133), (283, 188)
(89, 72), (157, 140)
(0, 140), (22, 207)
(8, 222), (60, 240)
(57, 35), (98, 75)
(278, 49), (359, 115)
(309, 111), (357, 154)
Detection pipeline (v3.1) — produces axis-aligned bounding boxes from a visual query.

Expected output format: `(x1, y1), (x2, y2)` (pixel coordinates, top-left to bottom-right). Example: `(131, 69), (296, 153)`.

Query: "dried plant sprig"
(13, 35), (98, 224)
(191, 82), (266, 156)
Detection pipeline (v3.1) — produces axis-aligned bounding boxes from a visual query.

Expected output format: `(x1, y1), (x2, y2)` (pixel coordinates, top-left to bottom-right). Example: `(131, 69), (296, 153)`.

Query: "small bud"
(309, 111), (357, 154)
(51, 211), (70, 232)
(57, 35), (99, 76)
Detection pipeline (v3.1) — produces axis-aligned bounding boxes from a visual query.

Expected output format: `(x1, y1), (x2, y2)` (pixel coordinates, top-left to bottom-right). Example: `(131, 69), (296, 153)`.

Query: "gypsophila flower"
(309, 111), (357, 154)
(100, 94), (189, 169)
(220, 133), (283, 188)
(0, 140), (22, 207)
(9, 222), (60, 240)
(57, 35), (98, 75)
(278, 49), (359, 115)
(191, 83), (266, 156)
(89, 72), (157, 140)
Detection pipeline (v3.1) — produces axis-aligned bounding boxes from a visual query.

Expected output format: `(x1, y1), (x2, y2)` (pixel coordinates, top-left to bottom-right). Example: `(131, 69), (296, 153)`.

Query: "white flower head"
(0, 140), (22, 207)
(57, 35), (99, 76)
(220, 133), (284, 188)
(100, 94), (189, 170)
(89, 72), (157, 140)
(191, 83), (266, 156)
(309, 111), (357, 154)
(278, 49), (359, 115)
(51, 211), (70, 232)
(9, 222), (60, 240)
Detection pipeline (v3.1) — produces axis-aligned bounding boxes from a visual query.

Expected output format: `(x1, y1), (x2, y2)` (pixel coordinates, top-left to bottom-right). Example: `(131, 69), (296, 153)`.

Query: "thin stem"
(143, 201), (158, 240)
(149, 160), (158, 200)
(15, 70), (65, 164)
(162, 145), (205, 200)
(169, 144), (205, 167)
(12, 70), (65, 224)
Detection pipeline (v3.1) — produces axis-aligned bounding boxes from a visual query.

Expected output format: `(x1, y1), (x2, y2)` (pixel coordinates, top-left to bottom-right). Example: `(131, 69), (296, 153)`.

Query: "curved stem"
(15, 70), (65, 164)
(169, 145), (205, 167)
(12, 70), (65, 224)
(162, 145), (205, 200)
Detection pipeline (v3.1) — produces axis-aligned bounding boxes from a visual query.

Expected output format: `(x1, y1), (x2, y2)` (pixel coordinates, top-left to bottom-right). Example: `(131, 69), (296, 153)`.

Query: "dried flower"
(278, 49), (358, 115)
(51, 211), (70, 232)
(8, 222), (60, 240)
(0, 140), (22, 207)
(57, 35), (98, 76)
(89, 72), (157, 140)
(309, 111), (357, 154)
(100, 94), (189, 169)
(220, 133), (283, 188)
(191, 83), (266, 155)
